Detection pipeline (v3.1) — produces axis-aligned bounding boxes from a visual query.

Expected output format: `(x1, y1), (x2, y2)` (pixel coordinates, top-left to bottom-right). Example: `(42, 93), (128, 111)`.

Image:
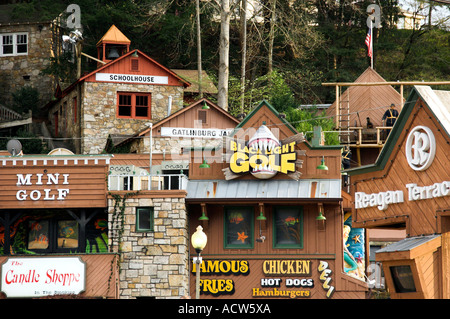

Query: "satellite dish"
(48, 148), (74, 155)
(6, 139), (22, 156)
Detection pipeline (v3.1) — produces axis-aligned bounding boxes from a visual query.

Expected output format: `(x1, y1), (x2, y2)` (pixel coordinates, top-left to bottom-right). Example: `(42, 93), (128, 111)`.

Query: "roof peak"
(97, 24), (131, 46)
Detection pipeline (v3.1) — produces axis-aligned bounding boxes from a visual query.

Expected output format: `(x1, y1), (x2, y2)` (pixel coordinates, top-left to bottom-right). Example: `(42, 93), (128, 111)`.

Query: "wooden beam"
(323, 81), (450, 87)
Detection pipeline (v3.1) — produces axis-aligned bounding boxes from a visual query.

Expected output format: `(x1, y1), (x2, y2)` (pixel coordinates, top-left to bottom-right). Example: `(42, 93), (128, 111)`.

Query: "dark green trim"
(232, 100), (298, 135)
(136, 207), (154, 232)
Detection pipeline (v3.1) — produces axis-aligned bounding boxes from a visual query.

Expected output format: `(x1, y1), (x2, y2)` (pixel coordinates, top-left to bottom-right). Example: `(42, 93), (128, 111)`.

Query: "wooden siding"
(350, 100), (450, 236)
(326, 68), (404, 128)
(188, 203), (367, 299)
(83, 49), (188, 87)
(0, 159), (109, 209)
(0, 254), (119, 299)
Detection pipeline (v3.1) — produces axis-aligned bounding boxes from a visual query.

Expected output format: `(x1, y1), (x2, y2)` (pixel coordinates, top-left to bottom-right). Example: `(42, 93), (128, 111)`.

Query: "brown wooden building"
(186, 101), (368, 299)
(347, 86), (450, 299)
(0, 153), (119, 298)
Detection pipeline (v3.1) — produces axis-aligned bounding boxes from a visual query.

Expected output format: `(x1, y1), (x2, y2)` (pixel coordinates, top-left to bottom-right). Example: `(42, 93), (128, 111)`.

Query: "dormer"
(96, 25), (131, 67)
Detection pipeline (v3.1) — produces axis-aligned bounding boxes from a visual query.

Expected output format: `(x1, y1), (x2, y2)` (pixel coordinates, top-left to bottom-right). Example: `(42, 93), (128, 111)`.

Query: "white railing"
(108, 174), (188, 191)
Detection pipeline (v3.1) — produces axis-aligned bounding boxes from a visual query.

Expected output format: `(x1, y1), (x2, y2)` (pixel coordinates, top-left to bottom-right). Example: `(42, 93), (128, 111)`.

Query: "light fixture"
(317, 156), (328, 170)
(199, 204), (209, 221)
(256, 212), (267, 221)
(257, 204), (266, 221)
(316, 203), (326, 230)
(199, 158), (210, 168)
(191, 225), (207, 299)
(201, 101), (210, 110)
(131, 50), (138, 58)
(316, 211), (326, 221)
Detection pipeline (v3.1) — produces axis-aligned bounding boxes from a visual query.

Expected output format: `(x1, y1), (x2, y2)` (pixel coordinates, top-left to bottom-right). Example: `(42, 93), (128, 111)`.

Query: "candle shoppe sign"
(191, 259), (335, 299)
(0, 257), (86, 298)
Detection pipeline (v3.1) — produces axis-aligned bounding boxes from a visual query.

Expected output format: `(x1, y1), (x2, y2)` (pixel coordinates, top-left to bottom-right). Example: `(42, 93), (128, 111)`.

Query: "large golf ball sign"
(229, 125), (297, 179)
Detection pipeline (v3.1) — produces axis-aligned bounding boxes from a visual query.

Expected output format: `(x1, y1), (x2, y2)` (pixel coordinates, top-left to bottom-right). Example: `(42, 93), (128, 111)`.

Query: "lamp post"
(191, 225), (207, 299)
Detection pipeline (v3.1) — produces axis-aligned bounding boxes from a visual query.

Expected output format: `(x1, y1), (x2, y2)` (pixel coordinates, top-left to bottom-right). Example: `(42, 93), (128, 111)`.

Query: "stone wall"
(47, 81), (184, 154)
(108, 193), (189, 299)
(0, 22), (55, 109)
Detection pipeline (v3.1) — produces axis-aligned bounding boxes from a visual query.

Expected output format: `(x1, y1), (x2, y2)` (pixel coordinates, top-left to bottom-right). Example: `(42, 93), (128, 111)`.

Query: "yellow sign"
(262, 260), (311, 276)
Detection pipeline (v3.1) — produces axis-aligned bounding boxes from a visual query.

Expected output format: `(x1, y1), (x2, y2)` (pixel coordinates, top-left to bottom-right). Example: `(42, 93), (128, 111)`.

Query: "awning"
(185, 179), (341, 201)
(376, 234), (441, 261)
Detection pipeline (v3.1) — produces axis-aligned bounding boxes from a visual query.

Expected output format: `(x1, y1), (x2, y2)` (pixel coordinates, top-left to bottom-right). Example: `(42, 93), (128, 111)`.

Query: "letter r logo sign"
(405, 126), (436, 171)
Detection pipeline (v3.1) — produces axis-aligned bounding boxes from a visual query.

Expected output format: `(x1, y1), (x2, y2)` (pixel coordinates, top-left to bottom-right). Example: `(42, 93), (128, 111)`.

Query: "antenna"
(6, 139), (22, 156)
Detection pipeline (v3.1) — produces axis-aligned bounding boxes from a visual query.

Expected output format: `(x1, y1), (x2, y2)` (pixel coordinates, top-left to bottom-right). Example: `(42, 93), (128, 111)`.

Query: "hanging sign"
(1, 257), (86, 298)
(229, 125), (296, 179)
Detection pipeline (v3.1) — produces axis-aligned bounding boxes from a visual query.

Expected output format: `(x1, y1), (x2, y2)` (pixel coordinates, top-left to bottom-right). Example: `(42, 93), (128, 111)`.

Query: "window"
(131, 58), (139, 71)
(198, 110), (207, 124)
(117, 92), (151, 119)
(273, 206), (303, 248)
(136, 207), (154, 232)
(1, 33), (28, 56)
(390, 265), (416, 293)
(57, 220), (79, 249)
(73, 97), (77, 123)
(27, 219), (79, 252)
(224, 207), (253, 249)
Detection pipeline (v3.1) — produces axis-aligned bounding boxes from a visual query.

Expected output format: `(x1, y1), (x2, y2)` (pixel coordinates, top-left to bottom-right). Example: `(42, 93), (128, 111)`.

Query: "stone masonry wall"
(108, 194), (189, 299)
(0, 22), (55, 109)
(81, 82), (184, 154)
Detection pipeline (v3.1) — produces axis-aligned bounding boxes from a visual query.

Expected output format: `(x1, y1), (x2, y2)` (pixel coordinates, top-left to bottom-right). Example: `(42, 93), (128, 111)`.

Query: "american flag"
(365, 27), (372, 58)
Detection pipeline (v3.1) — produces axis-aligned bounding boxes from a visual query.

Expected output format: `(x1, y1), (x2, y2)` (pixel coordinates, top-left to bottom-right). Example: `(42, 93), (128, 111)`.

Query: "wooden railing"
(108, 173), (188, 191)
(0, 105), (24, 122)
(349, 126), (392, 145)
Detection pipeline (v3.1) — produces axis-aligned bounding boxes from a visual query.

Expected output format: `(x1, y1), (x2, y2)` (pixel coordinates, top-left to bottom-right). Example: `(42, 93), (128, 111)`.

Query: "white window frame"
(1, 32), (28, 56)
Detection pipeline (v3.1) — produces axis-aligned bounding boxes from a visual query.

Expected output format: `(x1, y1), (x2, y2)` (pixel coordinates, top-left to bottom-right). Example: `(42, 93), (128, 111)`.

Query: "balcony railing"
(108, 173), (188, 191)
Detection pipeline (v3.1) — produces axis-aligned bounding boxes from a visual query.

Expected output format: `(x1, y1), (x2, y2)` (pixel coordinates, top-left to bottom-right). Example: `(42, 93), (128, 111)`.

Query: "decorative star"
(237, 232), (248, 243)
(352, 235), (361, 244)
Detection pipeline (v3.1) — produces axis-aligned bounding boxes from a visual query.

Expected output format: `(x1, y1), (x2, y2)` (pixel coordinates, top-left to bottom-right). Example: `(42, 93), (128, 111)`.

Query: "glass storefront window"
(28, 220), (49, 250)
(390, 265), (417, 293)
(273, 206), (303, 248)
(57, 220), (79, 249)
(224, 207), (254, 249)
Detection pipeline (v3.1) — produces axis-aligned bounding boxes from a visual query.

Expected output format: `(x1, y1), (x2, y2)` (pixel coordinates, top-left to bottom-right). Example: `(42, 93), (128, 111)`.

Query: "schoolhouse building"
(46, 25), (190, 154)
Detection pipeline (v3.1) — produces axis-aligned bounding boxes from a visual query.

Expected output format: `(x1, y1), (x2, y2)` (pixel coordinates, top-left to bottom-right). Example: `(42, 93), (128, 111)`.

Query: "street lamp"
(191, 225), (207, 299)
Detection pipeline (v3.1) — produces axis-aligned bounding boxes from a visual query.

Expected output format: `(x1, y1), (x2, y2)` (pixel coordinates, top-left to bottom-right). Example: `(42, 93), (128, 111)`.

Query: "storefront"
(186, 101), (368, 299)
(347, 86), (450, 299)
(0, 153), (118, 298)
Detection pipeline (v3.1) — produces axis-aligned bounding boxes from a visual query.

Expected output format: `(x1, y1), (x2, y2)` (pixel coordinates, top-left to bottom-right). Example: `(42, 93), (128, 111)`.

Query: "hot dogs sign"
(229, 125), (297, 179)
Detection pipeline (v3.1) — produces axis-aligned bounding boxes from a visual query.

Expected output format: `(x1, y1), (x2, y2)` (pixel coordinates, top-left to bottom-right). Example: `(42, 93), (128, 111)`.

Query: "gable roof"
(55, 48), (190, 100)
(234, 100), (297, 136)
(346, 85), (450, 176)
(112, 98), (239, 148)
(138, 98), (239, 137)
(326, 67), (404, 127)
(81, 49), (190, 87)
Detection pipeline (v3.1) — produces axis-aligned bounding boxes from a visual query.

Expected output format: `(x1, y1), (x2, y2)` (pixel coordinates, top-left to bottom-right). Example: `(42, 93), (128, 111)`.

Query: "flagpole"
(370, 19), (373, 69)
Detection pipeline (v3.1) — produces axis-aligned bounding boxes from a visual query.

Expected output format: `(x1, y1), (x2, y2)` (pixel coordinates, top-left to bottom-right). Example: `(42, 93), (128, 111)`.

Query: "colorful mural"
(343, 212), (365, 280)
(0, 211), (108, 255)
